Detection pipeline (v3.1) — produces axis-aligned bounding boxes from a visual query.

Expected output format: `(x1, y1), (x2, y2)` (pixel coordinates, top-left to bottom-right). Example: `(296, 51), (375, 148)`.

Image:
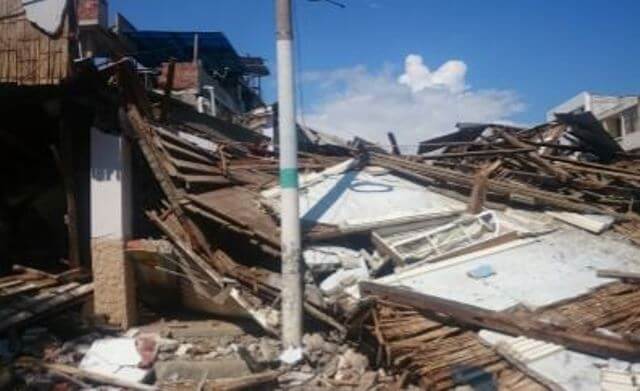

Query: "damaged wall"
(90, 127), (137, 328)
(0, 0), (74, 85)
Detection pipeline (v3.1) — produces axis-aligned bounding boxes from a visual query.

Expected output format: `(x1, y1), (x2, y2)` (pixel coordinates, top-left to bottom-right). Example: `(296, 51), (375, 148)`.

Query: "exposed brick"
(77, 0), (107, 27)
(158, 62), (199, 91)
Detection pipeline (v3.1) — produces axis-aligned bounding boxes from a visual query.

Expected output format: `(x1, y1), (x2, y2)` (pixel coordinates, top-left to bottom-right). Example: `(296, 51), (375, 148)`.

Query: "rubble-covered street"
(2, 0), (640, 390)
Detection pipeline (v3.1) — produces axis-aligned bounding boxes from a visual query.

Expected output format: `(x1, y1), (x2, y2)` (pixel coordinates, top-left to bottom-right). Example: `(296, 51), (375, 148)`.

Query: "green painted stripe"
(280, 168), (299, 189)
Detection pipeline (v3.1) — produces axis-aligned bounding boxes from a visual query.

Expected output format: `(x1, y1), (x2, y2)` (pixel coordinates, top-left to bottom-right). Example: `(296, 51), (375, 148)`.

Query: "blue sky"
(109, 0), (640, 147)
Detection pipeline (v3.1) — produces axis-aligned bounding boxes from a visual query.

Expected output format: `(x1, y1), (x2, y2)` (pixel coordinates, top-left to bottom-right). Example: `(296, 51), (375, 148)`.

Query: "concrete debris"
(78, 337), (151, 383)
(304, 245), (361, 274)
(154, 358), (252, 382)
(174, 343), (194, 357)
(335, 349), (369, 383)
(320, 258), (370, 296)
(255, 338), (280, 362)
(279, 346), (304, 365)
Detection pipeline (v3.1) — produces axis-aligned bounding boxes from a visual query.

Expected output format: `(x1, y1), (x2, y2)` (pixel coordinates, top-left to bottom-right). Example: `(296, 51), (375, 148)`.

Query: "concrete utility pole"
(276, 0), (303, 355)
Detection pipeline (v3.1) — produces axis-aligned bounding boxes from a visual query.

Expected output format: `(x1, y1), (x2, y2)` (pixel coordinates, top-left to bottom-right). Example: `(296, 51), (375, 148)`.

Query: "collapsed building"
(548, 92), (640, 152)
(3, 1), (640, 390)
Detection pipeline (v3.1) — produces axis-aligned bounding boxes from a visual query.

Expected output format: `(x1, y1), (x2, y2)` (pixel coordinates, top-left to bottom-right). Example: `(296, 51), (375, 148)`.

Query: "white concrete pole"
(276, 0), (303, 354)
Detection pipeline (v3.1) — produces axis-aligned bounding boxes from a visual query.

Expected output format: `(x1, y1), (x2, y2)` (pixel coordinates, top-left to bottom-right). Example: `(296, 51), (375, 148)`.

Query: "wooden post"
(193, 33), (199, 64)
(51, 125), (81, 268)
(387, 132), (401, 155)
(160, 58), (176, 123)
(467, 160), (501, 214)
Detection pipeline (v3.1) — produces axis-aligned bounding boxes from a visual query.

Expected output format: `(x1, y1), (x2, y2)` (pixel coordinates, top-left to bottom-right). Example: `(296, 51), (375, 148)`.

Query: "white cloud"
(302, 54), (524, 153)
(398, 54), (467, 93)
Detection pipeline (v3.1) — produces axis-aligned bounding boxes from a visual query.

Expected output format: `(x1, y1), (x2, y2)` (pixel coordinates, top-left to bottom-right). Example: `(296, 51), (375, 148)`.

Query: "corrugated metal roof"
(123, 30), (247, 75)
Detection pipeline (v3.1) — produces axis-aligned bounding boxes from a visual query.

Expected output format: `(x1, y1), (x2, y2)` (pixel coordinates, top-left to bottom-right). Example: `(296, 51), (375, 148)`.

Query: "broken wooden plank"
(597, 269), (640, 282)
(498, 130), (571, 183)
(371, 152), (619, 218)
(159, 138), (216, 165)
(147, 211), (224, 287)
(545, 211), (614, 234)
(421, 148), (534, 160)
(154, 125), (216, 156)
(0, 283), (93, 332)
(205, 370), (280, 391)
(40, 362), (157, 391)
(360, 281), (640, 361)
(170, 156), (219, 174)
(178, 174), (232, 186)
(468, 161), (501, 214)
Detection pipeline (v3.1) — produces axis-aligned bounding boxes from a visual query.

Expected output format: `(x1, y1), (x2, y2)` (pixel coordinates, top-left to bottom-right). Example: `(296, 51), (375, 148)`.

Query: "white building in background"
(547, 92), (640, 151)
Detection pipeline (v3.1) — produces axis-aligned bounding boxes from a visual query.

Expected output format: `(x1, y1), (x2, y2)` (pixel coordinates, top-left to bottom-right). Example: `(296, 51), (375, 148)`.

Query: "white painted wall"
(621, 106), (640, 151)
(546, 93), (636, 121)
(90, 128), (132, 240)
(546, 92), (589, 121)
(547, 93), (640, 151)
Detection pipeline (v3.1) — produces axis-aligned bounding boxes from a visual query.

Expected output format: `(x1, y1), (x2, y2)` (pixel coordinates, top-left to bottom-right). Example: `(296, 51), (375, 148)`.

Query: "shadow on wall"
(451, 364), (497, 390)
(90, 129), (122, 182)
(302, 170), (394, 229)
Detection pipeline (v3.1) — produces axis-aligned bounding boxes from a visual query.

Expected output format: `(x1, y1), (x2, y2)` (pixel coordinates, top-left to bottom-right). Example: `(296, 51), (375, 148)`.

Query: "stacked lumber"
(0, 266), (92, 333)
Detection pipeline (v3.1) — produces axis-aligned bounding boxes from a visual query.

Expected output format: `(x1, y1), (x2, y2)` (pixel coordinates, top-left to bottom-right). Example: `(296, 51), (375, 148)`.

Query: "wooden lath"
(0, 0), (72, 85)
(372, 302), (548, 390)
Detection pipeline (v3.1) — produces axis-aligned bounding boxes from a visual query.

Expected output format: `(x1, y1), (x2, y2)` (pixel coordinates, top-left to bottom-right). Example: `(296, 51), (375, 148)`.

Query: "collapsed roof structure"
(3, 0), (640, 390)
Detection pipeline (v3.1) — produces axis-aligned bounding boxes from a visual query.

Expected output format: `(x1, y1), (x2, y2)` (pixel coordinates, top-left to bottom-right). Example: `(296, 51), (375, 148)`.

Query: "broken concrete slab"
(545, 211), (614, 234)
(144, 320), (248, 340)
(79, 337), (151, 383)
(154, 358), (252, 382)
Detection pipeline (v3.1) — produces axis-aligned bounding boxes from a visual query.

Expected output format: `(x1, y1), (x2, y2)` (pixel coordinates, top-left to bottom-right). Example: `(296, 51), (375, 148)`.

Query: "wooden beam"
(158, 139), (215, 164)
(468, 160), (501, 214)
(160, 58), (176, 123)
(421, 148), (533, 160)
(597, 269), (640, 282)
(387, 132), (401, 155)
(360, 281), (640, 361)
(498, 130), (571, 183)
(170, 157), (219, 175)
(50, 140), (80, 268)
(39, 362), (157, 391)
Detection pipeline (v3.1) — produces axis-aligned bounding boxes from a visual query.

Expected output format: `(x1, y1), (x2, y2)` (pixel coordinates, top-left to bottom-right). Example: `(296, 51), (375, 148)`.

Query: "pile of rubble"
(6, 63), (640, 389)
(4, 1), (640, 389)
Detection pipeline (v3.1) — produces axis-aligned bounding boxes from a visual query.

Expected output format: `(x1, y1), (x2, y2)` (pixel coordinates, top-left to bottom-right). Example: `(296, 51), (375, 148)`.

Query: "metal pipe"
(203, 85), (217, 117)
(276, 0), (303, 354)
(193, 33), (199, 64)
